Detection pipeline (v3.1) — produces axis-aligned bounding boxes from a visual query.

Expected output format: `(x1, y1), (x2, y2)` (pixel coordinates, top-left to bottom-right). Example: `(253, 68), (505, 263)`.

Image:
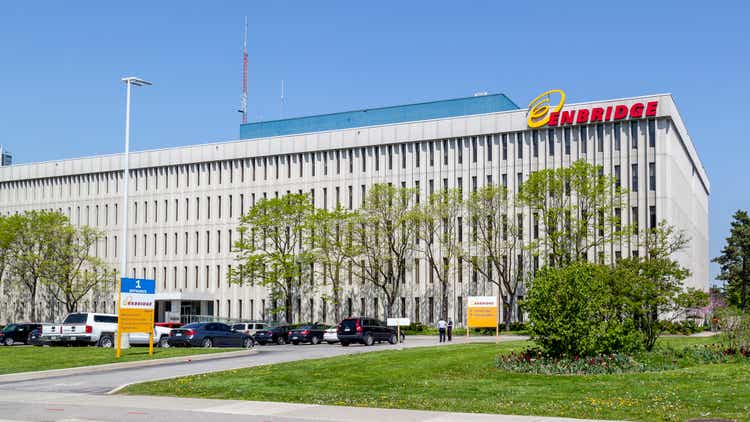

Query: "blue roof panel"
(239, 93), (518, 140)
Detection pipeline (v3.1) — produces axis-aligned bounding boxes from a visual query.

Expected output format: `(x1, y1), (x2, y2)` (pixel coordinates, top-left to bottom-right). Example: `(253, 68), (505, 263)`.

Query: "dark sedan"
(0, 323), (42, 346)
(254, 325), (291, 345)
(167, 322), (254, 348)
(288, 324), (328, 345)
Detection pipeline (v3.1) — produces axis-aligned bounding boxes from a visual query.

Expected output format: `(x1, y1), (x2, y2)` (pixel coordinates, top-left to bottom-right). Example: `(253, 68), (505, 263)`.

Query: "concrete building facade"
(0, 92), (709, 326)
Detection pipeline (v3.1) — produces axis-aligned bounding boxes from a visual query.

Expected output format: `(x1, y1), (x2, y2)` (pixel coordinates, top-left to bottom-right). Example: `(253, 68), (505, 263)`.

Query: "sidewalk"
(0, 391), (624, 422)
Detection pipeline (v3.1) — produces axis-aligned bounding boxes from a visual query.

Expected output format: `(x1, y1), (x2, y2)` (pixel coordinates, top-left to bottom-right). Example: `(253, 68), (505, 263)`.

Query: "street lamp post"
(117, 76), (151, 356)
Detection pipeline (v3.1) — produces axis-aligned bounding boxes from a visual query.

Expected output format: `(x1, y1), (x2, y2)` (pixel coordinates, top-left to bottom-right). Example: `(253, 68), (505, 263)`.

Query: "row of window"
(0, 119), (659, 204)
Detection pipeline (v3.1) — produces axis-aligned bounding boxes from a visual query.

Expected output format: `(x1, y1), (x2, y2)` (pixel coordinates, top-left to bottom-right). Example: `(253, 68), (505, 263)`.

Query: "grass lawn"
(122, 337), (750, 421)
(0, 346), (240, 375)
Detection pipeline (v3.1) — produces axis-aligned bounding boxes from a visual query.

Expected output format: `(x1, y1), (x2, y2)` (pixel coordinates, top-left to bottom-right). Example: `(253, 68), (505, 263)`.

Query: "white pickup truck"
(43, 312), (172, 348)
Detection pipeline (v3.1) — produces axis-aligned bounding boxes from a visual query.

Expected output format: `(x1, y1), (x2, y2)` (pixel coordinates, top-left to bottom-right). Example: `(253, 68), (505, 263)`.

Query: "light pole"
(117, 76), (151, 356)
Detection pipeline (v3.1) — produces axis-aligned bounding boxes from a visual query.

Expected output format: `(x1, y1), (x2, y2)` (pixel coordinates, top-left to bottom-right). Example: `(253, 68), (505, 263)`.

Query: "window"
(597, 124), (604, 152)
(631, 164), (639, 192)
(648, 119), (656, 148)
(442, 140), (448, 165)
(486, 136), (492, 161)
(502, 173), (507, 187)
(631, 121), (638, 149)
(516, 133), (523, 159)
(614, 165), (621, 187)
(517, 172), (523, 192)
(579, 126), (587, 154)
(374, 146), (380, 171)
(502, 134), (508, 160)
(429, 142), (434, 166)
(649, 206), (657, 229)
(649, 162), (656, 191)
(472, 137), (478, 162)
(323, 152), (328, 175)
(564, 127), (571, 155)
(457, 138), (463, 164)
(401, 144), (406, 169)
(415, 143), (421, 167)
(532, 131), (539, 157)
(547, 129), (555, 156)
(614, 122), (621, 150)
(361, 147), (367, 172)
(632, 206), (639, 229)
(311, 153), (316, 177)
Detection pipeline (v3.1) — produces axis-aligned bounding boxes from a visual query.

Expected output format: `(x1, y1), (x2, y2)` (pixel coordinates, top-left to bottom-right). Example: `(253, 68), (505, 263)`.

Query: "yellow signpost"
(116, 278), (156, 358)
(466, 296), (499, 343)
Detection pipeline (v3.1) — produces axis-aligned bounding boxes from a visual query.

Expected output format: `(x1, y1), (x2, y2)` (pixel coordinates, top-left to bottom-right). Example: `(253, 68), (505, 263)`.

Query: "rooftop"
(239, 93), (519, 140)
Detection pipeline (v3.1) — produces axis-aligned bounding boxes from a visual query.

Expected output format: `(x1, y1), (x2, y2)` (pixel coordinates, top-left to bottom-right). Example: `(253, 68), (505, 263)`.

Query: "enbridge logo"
(527, 89), (566, 128)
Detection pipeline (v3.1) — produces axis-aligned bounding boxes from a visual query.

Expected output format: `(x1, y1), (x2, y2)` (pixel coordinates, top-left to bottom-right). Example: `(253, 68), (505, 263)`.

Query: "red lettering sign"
(560, 110), (575, 125)
(548, 111), (560, 126)
(630, 103), (644, 118)
(645, 101), (658, 117)
(614, 105), (629, 120)
(590, 107), (604, 123)
(576, 109), (590, 124)
(540, 101), (659, 128)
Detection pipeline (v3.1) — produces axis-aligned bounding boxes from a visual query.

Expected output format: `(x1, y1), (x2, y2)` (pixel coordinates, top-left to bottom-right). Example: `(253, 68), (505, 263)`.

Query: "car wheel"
(98, 336), (113, 348)
(340, 342), (350, 347)
(311, 336), (321, 345)
(243, 338), (254, 349)
(202, 338), (213, 348)
(364, 334), (374, 346)
(3, 337), (13, 346)
(276, 337), (286, 346)
(388, 334), (397, 345)
(291, 341), (300, 345)
(159, 336), (170, 348)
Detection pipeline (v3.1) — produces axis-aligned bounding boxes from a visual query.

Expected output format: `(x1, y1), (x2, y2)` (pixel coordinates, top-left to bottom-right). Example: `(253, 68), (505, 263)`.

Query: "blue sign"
(120, 278), (155, 295)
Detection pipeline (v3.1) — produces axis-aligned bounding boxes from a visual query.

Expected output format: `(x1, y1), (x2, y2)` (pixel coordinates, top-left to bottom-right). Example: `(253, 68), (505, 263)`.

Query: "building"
(0, 91), (709, 325)
(0, 146), (11, 167)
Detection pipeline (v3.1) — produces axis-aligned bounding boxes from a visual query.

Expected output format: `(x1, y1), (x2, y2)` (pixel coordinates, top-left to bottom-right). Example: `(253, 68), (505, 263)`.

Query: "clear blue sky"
(1, 1), (748, 285)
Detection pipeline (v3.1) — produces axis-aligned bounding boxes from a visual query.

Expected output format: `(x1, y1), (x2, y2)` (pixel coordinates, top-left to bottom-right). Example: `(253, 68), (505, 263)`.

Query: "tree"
(416, 188), (463, 321)
(616, 221), (706, 350)
(353, 184), (418, 319)
(714, 210), (750, 311)
(525, 261), (644, 357)
(0, 214), (22, 286)
(229, 193), (314, 323)
(518, 160), (627, 267)
(7, 211), (70, 321)
(464, 184), (524, 330)
(309, 205), (357, 322)
(42, 225), (116, 313)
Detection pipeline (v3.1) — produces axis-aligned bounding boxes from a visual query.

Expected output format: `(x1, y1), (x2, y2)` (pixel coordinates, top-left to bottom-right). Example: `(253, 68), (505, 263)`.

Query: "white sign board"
(387, 317), (411, 327)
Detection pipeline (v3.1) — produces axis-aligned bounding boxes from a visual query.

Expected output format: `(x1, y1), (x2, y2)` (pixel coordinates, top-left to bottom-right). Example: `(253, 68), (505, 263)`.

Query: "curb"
(0, 349), (258, 383)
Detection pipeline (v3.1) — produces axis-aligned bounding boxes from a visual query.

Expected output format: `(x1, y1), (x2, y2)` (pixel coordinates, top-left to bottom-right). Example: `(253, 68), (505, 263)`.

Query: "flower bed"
(496, 344), (750, 375)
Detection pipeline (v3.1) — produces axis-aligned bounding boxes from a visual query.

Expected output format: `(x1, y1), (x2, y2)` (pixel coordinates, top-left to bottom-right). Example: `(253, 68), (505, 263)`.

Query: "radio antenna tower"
(239, 16), (248, 124)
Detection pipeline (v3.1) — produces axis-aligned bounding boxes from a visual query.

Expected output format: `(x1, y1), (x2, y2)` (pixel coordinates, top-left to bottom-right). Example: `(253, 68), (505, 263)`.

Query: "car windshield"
(2, 324), (17, 333)
(340, 319), (357, 330)
(182, 323), (203, 329)
(63, 314), (87, 324)
(232, 324), (245, 330)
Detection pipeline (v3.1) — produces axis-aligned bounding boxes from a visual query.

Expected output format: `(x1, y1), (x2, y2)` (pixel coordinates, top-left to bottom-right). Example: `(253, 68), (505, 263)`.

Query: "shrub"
(525, 262), (645, 357)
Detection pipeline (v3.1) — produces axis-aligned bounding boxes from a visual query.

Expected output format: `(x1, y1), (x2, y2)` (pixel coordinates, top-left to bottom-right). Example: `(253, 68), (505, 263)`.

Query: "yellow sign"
(466, 296), (498, 328)
(119, 308), (154, 333)
(527, 89), (566, 128)
(116, 278), (156, 358)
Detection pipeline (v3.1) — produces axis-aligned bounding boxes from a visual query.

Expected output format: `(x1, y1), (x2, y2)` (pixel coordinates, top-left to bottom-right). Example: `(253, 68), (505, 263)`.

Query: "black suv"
(288, 324), (327, 345)
(336, 317), (398, 346)
(0, 323), (42, 346)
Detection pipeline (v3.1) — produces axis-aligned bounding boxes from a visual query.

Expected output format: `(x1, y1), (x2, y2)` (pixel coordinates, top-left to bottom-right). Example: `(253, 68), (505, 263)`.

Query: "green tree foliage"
(229, 193), (314, 323)
(464, 184), (525, 330)
(713, 210), (750, 311)
(525, 261), (644, 357)
(353, 184), (418, 319)
(416, 188), (463, 321)
(43, 225), (116, 314)
(519, 160), (628, 267)
(309, 205), (358, 322)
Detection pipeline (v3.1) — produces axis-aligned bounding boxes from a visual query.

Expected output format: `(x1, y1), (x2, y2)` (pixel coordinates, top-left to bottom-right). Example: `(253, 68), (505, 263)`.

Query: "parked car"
(27, 328), (49, 346)
(42, 313), (118, 347)
(232, 322), (267, 337)
(336, 317), (398, 346)
(323, 327), (339, 344)
(167, 322), (254, 348)
(129, 325), (174, 348)
(155, 322), (184, 329)
(254, 325), (291, 345)
(0, 323), (43, 346)
(288, 324), (327, 345)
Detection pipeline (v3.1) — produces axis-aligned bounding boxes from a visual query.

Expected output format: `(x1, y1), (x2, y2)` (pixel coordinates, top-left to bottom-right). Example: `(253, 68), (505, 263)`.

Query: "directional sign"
(117, 278), (155, 334)
(467, 296), (498, 328)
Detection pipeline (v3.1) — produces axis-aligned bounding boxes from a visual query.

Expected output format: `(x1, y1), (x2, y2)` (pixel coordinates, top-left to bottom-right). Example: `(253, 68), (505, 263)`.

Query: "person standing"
(437, 318), (447, 343)
(447, 319), (453, 341)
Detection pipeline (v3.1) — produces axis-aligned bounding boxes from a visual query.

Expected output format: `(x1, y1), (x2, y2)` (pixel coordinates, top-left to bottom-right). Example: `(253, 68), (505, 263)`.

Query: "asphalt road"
(0, 335), (539, 422)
